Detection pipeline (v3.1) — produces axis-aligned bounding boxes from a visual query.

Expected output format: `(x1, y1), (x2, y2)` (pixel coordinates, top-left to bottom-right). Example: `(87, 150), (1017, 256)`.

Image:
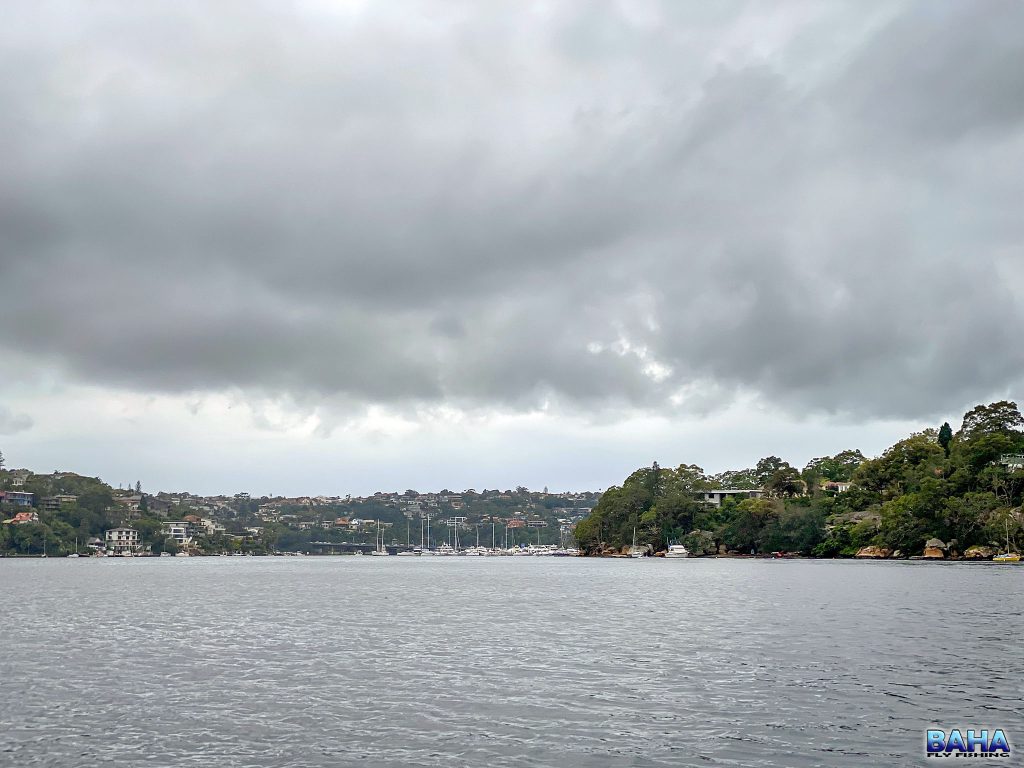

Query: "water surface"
(1, 557), (1021, 766)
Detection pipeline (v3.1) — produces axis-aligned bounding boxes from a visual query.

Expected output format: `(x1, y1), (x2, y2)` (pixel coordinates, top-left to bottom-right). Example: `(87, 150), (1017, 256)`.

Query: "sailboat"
(464, 525), (484, 556)
(397, 518), (418, 555)
(67, 537), (81, 558)
(486, 522), (499, 556)
(993, 520), (1020, 563)
(420, 515), (436, 555)
(629, 527), (645, 558)
(371, 520), (389, 555)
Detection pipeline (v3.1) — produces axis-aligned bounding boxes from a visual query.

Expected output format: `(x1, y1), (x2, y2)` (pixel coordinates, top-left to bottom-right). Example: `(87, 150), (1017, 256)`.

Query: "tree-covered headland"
(574, 401), (1024, 558)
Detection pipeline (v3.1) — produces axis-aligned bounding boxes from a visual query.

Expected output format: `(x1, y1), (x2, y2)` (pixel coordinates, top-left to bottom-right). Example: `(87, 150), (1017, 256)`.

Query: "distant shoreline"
(1, 552), (1019, 564)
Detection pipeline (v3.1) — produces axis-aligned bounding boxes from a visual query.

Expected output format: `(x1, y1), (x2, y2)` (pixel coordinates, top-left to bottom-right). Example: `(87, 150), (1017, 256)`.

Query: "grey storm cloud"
(0, 406), (32, 435)
(1, 0), (1022, 420)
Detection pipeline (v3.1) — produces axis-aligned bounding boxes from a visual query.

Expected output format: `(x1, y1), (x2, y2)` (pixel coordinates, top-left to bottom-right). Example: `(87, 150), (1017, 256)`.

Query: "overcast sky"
(1, 1), (1022, 496)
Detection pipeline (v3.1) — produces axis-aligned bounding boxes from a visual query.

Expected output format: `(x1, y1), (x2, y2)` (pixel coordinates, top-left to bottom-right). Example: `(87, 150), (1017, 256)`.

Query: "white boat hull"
(665, 545), (691, 558)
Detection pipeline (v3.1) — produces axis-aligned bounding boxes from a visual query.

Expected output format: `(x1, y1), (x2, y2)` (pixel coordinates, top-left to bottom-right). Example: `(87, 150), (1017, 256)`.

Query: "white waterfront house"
(105, 527), (141, 556)
(161, 521), (195, 547)
(701, 489), (765, 507)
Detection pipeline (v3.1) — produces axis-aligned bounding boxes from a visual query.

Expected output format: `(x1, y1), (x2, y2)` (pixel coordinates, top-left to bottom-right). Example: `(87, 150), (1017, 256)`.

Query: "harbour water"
(1, 557), (1020, 767)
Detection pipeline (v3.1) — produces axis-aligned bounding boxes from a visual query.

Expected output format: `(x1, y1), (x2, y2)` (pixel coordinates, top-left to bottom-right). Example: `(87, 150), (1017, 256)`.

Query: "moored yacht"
(994, 520), (1021, 562)
(665, 544), (690, 558)
(628, 527), (645, 558)
(371, 519), (390, 555)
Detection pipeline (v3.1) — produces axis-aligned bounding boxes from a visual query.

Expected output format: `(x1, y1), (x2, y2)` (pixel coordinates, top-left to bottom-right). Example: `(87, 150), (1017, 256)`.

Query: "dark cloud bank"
(1, 1), (1022, 421)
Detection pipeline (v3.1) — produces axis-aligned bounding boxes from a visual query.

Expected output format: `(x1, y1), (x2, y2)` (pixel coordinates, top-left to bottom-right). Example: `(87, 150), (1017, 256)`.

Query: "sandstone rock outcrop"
(963, 545), (997, 560)
(922, 538), (947, 559)
(855, 545), (892, 559)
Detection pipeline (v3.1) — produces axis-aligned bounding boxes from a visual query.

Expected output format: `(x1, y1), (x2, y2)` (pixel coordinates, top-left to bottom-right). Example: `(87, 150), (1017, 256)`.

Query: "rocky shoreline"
(582, 538), (1014, 561)
(850, 539), (1004, 560)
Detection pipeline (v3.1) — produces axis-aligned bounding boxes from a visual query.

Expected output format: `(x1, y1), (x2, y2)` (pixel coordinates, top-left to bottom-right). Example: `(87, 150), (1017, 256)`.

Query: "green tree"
(134, 517), (164, 549)
(766, 465), (804, 498)
(79, 488), (115, 518)
(573, 516), (601, 550)
(938, 422), (953, 456)
(760, 502), (827, 554)
(46, 519), (77, 555)
(988, 464), (1024, 509)
(755, 457), (788, 487)
(980, 508), (1022, 552)
(804, 450), (867, 483)
(854, 433), (944, 498)
(681, 529), (716, 556)
(942, 492), (997, 548)
(947, 430), (1024, 498)
(647, 461), (663, 498)
(956, 401), (1024, 442)
(720, 498), (779, 553)
(10, 523), (47, 555)
(711, 468), (759, 489)
(879, 494), (930, 554)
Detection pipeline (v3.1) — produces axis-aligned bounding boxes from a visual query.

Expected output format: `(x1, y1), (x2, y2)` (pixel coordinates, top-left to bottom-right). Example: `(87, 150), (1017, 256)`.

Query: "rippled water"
(1, 558), (1021, 767)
